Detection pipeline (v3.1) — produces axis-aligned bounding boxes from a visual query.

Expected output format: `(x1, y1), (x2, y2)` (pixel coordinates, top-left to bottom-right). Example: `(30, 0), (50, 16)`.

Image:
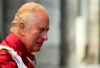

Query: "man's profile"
(0, 2), (49, 68)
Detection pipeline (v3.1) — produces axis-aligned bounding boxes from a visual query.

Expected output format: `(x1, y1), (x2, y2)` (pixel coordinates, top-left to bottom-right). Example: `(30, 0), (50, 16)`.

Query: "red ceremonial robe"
(0, 32), (36, 68)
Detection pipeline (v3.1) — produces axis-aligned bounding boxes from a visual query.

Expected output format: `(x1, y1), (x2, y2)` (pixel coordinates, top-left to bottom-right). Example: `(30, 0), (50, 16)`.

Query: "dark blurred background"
(0, 0), (100, 68)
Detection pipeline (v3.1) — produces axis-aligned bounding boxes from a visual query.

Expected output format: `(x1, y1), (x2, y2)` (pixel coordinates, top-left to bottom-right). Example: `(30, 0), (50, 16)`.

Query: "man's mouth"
(36, 39), (44, 44)
(37, 42), (43, 44)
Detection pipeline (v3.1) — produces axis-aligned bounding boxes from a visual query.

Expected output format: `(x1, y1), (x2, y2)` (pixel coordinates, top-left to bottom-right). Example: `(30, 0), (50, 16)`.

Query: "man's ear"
(18, 21), (25, 35)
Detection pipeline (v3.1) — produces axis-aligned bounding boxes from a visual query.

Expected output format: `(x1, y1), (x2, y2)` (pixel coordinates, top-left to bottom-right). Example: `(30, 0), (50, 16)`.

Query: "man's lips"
(36, 41), (44, 44)
(36, 39), (44, 44)
(37, 42), (42, 44)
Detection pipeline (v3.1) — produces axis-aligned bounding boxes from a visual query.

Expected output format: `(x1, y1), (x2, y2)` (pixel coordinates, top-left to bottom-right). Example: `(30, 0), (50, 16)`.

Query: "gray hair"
(10, 2), (46, 31)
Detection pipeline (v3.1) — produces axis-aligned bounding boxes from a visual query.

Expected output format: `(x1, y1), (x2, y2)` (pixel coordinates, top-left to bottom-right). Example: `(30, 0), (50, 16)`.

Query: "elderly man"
(0, 2), (49, 68)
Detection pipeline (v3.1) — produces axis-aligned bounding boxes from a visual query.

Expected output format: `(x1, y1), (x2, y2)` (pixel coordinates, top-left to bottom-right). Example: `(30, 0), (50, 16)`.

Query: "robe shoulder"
(0, 50), (17, 68)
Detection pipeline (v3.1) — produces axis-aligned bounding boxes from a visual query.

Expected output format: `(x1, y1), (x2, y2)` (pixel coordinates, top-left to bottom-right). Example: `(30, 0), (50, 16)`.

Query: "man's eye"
(46, 29), (49, 32)
(39, 29), (44, 33)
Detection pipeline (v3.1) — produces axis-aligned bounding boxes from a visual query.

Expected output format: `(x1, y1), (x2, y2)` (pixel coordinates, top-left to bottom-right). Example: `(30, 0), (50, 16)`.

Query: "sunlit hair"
(10, 2), (46, 32)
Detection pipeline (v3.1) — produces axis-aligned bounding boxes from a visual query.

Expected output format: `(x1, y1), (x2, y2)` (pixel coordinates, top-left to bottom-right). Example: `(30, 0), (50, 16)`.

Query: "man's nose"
(41, 30), (48, 41)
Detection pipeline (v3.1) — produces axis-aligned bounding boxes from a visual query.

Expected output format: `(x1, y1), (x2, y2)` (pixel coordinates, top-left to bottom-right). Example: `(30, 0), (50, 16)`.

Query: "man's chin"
(31, 48), (41, 52)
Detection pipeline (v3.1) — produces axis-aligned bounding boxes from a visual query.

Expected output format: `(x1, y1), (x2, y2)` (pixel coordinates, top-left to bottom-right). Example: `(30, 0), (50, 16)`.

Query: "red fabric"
(0, 32), (36, 68)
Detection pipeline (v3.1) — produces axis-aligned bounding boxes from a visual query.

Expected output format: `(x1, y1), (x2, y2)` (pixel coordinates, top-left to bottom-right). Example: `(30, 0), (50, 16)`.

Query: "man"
(0, 2), (49, 68)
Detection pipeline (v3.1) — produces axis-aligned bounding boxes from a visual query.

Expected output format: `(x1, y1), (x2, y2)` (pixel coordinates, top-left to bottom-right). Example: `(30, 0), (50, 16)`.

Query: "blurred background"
(0, 0), (100, 68)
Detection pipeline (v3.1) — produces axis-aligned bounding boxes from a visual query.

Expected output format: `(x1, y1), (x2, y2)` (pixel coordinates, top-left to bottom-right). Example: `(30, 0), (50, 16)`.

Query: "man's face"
(23, 11), (49, 52)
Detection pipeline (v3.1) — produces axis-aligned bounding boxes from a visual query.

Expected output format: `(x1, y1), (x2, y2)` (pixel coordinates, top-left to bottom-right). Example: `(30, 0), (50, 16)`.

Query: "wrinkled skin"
(22, 10), (49, 52)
